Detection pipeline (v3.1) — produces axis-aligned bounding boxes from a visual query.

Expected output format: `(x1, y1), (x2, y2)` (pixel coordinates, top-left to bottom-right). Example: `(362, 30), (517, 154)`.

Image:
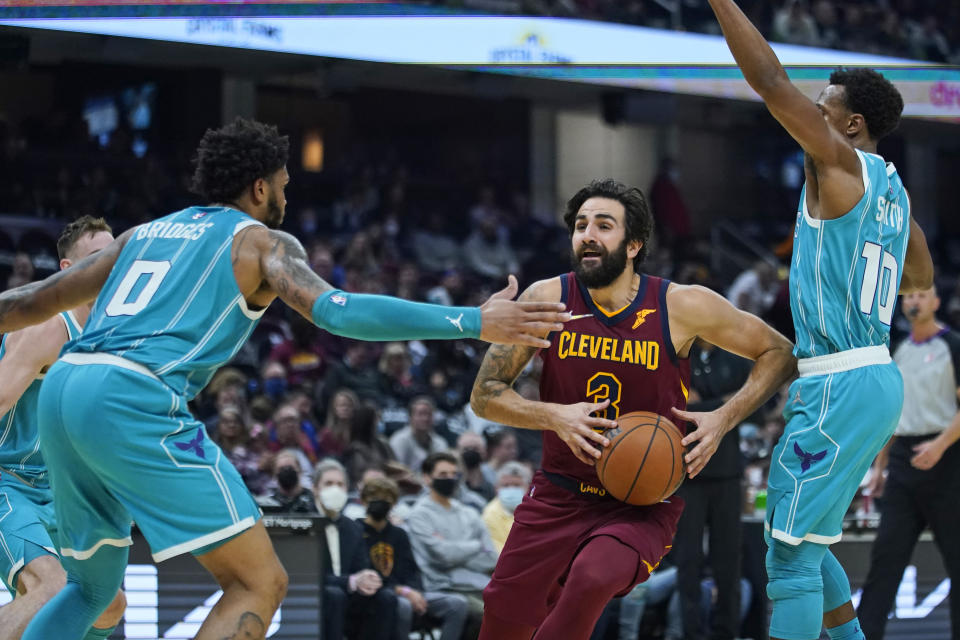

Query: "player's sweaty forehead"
(575, 197), (625, 227)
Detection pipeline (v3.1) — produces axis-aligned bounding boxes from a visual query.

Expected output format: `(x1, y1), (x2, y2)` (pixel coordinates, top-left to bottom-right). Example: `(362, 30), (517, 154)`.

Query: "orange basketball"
(597, 411), (686, 506)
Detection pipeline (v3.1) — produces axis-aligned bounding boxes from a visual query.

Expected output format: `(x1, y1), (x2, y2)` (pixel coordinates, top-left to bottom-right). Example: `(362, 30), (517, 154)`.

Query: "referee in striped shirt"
(858, 285), (960, 640)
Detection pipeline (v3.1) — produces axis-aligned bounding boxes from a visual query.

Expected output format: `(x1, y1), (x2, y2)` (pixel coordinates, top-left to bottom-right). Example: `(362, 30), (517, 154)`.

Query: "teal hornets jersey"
(0, 311), (82, 481)
(68, 207), (266, 399)
(789, 150), (911, 358)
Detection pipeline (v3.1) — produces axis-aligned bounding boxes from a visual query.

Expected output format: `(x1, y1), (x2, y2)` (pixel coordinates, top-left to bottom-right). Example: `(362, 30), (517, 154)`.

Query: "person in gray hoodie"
(406, 451), (499, 639)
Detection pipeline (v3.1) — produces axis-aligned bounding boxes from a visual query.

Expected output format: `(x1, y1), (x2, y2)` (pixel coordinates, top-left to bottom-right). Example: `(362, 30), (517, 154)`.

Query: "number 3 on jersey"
(586, 372), (622, 424)
(105, 260), (171, 317)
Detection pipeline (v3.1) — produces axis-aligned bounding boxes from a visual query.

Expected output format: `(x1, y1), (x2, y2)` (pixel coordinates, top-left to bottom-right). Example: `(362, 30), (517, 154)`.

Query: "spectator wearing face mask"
(268, 403), (319, 473)
(359, 477), (469, 640)
(264, 450), (317, 513)
(316, 458), (396, 640)
(458, 431), (495, 502)
(259, 360), (289, 402)
(482, 462), (532, 553)
(406, 452), (498, 639)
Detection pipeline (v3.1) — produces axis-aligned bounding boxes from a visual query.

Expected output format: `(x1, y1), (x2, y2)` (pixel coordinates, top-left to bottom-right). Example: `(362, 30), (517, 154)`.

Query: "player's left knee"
(97, 590), (127, 627)
(766, 541), (824, 603)
(568, 539), (637, 595)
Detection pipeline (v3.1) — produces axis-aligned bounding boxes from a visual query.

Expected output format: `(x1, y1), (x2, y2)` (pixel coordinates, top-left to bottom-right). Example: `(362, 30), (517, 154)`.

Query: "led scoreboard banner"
(1, 6), (958, 121)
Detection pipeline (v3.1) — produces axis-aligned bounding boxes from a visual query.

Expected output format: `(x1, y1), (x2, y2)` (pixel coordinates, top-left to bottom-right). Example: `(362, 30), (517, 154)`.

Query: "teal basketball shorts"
(37, 354), (261, 563)
(0, 472), (58, 593)
(766, 349), (902, 545)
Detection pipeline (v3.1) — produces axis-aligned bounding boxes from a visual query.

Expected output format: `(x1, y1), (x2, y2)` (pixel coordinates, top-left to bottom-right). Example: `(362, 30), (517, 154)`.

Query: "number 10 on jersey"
(859, 241), (898, 325)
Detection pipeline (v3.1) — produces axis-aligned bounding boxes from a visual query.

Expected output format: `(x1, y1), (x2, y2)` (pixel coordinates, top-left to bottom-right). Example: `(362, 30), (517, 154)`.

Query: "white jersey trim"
(233, 219), (264, 235)
(63, 309), (82, 339)
(238, 294), (268, 320)
(798, 344), (890, 377)
(765, 521), (842, 546)
(801, 191), (819, 229)
(61, 536), (133, 560)
(5, 559), (23, 590)
(60, 352), (160, 381)
(152, 516), (257, 562)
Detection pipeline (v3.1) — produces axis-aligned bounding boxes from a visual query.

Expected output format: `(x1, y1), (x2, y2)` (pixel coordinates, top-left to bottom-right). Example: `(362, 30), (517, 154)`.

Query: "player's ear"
(627, 239), (642, 260)
(251, 177), (268, 205)
(846, 113), (866, 139)
(59, 258), (71, 270)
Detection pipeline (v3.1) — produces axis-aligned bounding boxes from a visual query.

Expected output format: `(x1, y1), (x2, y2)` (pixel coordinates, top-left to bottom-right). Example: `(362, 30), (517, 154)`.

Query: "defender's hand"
(479, 275), (570, 348)
(549, 400), (616, 465)
(673, 407), (729, 479)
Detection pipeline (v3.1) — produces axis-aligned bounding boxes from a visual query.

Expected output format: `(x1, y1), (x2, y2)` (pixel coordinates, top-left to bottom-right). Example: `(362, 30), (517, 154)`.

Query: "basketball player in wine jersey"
(471, 179), (796, 640)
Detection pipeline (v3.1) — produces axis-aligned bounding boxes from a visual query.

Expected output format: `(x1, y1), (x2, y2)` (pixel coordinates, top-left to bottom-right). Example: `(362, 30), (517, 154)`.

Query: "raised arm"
(668, 284), (797, 477)
(0, 230), (130, 333)
(707, 0), (859, 171)
(0, 318), (69, 417)
(470, 278), (614, 465)
(252, 228), (568, 347)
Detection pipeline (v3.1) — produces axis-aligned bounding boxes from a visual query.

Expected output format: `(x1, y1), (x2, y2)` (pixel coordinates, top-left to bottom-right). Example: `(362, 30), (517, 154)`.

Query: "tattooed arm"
(251, 229), (568, 346)
(0, 229), (131, 333)
(470, 278), (614, 465)
(252, 228), (332, 317)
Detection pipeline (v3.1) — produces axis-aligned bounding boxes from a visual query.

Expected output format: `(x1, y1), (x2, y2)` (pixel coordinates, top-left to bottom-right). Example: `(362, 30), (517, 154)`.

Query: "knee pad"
(766, 540), (829, 640)
(820, 550), (852, 612)
(766, 539), (827, 602)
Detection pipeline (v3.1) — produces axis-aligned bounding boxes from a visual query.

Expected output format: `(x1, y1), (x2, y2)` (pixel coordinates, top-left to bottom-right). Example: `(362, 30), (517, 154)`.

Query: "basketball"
(597, 411), (686, 506)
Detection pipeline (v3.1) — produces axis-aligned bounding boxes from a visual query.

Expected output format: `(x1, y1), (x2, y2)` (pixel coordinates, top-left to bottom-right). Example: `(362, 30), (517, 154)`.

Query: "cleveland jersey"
(0, 310), (82, 482)
(790, 149), (911, 358)
(67, 207), (266, 399)
(539, 272), (691, 486)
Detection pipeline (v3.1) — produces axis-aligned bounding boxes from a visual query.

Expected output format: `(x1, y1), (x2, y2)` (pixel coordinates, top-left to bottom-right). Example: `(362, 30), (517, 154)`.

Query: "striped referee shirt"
(893, 327), (960, 437)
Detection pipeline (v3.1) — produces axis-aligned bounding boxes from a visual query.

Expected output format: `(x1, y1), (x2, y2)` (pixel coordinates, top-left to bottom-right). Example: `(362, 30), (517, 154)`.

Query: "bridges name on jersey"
(67, 206), (266, 400)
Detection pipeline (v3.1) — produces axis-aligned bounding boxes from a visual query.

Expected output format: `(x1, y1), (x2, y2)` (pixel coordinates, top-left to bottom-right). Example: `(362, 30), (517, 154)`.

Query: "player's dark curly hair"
(829, 68), (903, 141)
(190, 117), (289, 203)
(563, 178), (654, 270)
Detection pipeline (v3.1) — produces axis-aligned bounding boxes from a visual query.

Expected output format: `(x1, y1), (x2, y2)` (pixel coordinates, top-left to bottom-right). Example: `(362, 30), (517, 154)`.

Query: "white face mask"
(498, 486), (525, 513)
(319, 486), (348, 513)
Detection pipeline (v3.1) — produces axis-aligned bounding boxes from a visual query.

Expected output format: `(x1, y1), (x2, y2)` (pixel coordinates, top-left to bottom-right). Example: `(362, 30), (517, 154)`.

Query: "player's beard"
(572, 237), (629, 288)
(264, 190), (284, 229)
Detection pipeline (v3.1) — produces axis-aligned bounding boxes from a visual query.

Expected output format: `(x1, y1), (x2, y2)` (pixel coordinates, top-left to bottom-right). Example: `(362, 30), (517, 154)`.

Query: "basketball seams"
(625, 414), (661, 503)
(600, 411), (684, 505)
(599, 422), (645, 499)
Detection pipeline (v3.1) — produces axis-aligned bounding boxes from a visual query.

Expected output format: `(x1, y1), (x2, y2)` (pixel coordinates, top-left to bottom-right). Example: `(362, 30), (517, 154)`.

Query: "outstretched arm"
(470, 278), (614, 465)
(0, 318), (68, 417)
(668, 284), (796, 477)
(707, 0), (859, 170)
(0, 230), (130, 333)
(256, 229), (568, 347)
